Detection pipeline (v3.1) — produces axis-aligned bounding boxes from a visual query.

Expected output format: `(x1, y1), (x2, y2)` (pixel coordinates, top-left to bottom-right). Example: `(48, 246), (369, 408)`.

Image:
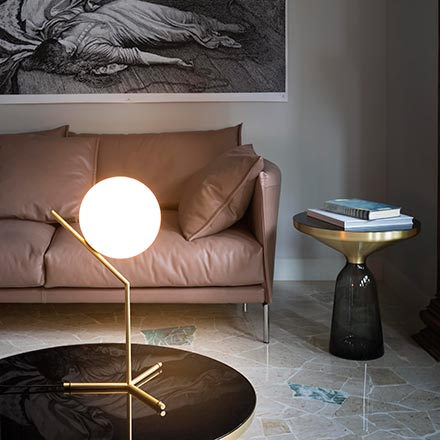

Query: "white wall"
(277, 0), (387, 279)
(384, 0), (438, 318)
(0, 0), (389, 281)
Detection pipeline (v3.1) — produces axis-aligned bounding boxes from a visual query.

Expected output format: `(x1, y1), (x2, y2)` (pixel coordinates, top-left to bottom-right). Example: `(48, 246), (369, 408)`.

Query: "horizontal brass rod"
(66, 391), (129, 395)
(64, 382), (128, 393)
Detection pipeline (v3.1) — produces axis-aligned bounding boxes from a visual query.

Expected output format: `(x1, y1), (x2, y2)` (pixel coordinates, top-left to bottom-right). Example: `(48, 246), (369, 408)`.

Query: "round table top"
(293, 212), (420, 263)
(293, 212), (420, 243)
(0, 344), (256, 440)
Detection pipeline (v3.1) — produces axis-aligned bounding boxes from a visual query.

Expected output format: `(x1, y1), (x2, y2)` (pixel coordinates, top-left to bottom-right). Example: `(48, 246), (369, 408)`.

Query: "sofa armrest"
(248, 159), (281, 303)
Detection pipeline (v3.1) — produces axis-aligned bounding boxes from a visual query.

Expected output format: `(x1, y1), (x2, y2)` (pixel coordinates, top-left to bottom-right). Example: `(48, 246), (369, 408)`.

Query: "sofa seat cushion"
(0, 220), (56, 287)
(45, 210), (264, 288)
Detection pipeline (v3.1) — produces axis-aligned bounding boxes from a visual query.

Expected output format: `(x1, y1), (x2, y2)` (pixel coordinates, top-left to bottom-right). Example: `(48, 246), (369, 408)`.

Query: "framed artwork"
(0, 0), (287, 103)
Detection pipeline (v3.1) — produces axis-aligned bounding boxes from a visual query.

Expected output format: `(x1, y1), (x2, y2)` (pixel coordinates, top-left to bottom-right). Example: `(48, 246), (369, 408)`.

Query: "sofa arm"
(248, 159), (281, 304)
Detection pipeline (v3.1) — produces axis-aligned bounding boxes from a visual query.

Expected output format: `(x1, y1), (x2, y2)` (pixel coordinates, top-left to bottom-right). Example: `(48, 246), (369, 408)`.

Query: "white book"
(307, 209), (413, 231)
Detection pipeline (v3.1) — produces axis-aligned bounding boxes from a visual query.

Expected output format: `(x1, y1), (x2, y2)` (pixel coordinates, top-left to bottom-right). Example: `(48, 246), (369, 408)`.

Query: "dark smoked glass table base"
(330, 262), (384, 360)
(293, 212), (420, 361)
(0, 343), (256, 440)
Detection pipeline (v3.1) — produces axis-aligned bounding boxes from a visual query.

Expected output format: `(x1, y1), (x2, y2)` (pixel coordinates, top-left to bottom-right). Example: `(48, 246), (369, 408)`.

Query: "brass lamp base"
(51, 210), (166, 416)
(63, 361), (166, 416)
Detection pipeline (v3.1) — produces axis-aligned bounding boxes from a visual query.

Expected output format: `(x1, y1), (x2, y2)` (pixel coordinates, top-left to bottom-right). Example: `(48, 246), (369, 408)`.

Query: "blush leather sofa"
(0, 124), (281, 342)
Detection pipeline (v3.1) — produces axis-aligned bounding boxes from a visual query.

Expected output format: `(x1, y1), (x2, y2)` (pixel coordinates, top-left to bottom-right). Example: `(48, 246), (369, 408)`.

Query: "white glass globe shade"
(79, 177), (161, 259)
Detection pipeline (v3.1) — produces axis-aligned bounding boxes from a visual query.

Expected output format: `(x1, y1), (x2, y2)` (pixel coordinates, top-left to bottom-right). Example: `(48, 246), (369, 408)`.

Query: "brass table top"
(293, 212), (421, 264)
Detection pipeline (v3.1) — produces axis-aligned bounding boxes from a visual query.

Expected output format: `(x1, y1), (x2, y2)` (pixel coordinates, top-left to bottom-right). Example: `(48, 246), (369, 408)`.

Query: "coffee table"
(0, 343), (255, 439)
(293, 212), (420, 360)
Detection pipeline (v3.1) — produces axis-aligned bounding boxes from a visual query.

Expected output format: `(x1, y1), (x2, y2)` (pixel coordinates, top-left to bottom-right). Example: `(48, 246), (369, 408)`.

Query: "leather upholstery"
(0, 126), (281, 308)
(0, 137), (98, 222)
(73, 125), (242, 209)
(45, 210), (264, 288)
(0, 125), (69, 140)
(0, 286), (265, 304)
(178, 145), (264, 240)
(0, 220), (55, 287)
(248, 159), (282, 304)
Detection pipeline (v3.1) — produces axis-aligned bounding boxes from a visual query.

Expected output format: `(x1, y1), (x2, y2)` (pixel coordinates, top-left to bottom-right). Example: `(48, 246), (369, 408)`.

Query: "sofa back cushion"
(73, 125), (241, 209)
(0, 125), (69, 141)
(178, 145), (264, 240)
(0, 137), (99, 222)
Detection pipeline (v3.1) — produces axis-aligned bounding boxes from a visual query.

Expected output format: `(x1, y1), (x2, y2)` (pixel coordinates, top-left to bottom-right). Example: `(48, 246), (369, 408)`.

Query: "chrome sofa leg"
(243, 303), (248, 313)
(263, 303), (269, 344)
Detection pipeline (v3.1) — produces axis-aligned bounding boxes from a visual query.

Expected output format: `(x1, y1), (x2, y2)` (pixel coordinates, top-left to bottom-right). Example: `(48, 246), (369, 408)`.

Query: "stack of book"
(307, 198), (414, 231)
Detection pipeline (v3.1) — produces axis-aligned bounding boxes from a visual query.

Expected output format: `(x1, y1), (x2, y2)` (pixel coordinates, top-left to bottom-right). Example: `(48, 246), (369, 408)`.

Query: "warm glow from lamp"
(79, 177), (161, 259)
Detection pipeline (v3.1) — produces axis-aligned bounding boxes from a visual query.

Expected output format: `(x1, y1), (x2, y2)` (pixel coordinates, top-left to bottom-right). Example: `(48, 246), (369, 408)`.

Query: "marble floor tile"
(141, 325), (196, 345)
(369, 384), (416, 403)
(262, 419), (292, 436)
(398, 389), (440, 411)
(0, 280), (439, 439)
(429, 408), (440, 429)
(286, 413), (351, 440)
(288, 368), (349, 390)
(391, 411), (436, 437)
(367, 367), (406, 386)
(289, 384), (348, 405)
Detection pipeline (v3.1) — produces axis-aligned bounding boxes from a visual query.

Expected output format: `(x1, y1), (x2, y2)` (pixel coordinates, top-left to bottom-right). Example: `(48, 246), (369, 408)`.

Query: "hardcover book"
(307, 209), (413, 231)
(324, 198), (401, 220)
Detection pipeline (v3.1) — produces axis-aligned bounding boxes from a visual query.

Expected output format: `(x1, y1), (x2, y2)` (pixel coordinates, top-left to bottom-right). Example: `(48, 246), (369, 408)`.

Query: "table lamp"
(51, 176), (165, 415)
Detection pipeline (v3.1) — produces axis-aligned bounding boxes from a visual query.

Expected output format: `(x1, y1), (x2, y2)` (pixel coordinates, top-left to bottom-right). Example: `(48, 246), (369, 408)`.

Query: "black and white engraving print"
(0, 0), (286, 100)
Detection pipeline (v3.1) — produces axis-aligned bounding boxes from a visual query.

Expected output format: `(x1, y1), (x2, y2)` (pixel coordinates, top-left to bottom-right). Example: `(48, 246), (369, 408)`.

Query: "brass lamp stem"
(125, 282), (131, 383)
(51, 210), (165, 415)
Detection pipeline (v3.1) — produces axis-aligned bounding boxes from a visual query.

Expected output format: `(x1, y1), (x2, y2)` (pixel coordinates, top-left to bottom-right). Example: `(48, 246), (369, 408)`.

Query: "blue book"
(323, 198), (401, 220)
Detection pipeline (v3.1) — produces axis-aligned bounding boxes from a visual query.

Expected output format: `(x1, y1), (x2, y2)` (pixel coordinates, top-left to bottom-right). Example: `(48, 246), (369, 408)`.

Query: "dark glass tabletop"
(293, 212), (344, 231)
(0, 344), (256, 440)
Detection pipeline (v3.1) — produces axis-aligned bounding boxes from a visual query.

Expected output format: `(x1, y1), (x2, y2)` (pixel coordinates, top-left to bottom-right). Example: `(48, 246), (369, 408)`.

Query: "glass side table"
(293, 212), (420, 361)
